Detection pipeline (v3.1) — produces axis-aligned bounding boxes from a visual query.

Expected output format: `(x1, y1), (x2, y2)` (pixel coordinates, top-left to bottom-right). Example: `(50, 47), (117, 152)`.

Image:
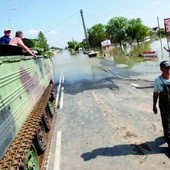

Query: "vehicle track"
(0, 83), (56, 170)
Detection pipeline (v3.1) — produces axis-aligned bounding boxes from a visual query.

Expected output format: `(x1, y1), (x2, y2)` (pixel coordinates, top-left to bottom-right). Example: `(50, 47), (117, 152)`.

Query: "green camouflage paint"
(0, 52), (54, 159)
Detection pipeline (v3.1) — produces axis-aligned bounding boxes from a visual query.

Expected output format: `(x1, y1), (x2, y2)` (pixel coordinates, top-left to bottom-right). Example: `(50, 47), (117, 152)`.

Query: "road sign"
(101, 40), (111, 47)
(164, 18), (170, 42)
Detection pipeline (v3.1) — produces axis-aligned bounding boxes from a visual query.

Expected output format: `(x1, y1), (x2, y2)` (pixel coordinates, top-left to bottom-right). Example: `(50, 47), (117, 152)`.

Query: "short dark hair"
(160, 60), (170, 68)
(15, 31), (23, 37)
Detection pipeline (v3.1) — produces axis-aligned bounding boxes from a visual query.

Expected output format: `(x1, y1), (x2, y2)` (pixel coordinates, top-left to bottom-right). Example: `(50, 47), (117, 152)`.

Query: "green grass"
(102, 41), (151, 68)
(113, 55), (145, 68)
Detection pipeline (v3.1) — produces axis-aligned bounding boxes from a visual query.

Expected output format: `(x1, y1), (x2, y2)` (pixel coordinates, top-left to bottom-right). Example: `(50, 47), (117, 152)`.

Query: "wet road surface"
(48, 51), (170, 170)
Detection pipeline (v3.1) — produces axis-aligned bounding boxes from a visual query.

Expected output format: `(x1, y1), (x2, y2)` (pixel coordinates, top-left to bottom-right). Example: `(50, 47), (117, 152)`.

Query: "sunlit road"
(48, 51), (170, 170)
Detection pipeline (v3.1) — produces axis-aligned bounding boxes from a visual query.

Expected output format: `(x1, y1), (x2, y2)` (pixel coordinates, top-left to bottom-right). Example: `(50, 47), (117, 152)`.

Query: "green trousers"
(159, 84), (170, 144)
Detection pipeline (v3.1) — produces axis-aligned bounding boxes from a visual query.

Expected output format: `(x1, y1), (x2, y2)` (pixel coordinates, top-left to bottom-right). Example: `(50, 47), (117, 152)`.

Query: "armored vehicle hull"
(0, 44), (56, 169)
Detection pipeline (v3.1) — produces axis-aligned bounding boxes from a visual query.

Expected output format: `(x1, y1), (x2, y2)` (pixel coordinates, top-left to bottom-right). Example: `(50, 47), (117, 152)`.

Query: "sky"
(0, 0), (170, 48)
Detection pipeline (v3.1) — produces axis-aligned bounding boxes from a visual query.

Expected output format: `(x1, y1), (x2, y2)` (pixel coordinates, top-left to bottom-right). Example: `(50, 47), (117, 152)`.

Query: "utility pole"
(80, 9), (89, 51)
(157, 16), (164, 59)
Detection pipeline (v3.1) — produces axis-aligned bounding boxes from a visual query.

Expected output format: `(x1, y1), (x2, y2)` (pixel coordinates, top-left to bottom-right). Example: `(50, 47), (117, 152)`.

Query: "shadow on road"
(64, 77), (119, 95)
(135, 85), (154, 89)
(81, 136), (170, 161)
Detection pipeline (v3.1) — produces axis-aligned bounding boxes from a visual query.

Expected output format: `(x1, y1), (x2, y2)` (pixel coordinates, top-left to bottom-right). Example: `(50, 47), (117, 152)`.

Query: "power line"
(45, 0), (169, 33)
(44, 11), (79, 34)
(85, 0), (169, 18)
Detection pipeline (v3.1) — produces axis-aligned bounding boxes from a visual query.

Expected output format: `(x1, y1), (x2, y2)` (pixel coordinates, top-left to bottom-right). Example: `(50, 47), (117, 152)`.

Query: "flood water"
(151, 38), (169, 59)
(130, 38), (169, 74)
(53, 50), (105, 83)
(106, 38), (170, 74)
(53, 38), (170, 84)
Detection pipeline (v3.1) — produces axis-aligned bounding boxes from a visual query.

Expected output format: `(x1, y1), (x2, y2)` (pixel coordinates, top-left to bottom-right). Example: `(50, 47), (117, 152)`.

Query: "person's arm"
(0, 37), (5, 44)
(18, 39), (37, 57)
(153, 92), (159, 114)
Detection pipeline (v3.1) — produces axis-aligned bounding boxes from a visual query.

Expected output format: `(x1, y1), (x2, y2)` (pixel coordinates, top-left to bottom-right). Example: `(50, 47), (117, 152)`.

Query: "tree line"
(68, 16), (165, 50)
(31, 31), (62, 56)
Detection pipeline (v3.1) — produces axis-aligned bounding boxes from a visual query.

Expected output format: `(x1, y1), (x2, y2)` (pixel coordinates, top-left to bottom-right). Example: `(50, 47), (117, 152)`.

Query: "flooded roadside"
(102, 38), (170, 79)
(53, 38), (170, 84)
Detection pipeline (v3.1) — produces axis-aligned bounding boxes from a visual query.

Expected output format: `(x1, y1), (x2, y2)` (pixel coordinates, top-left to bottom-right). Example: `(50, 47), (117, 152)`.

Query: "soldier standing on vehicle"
(9, 31), (37, 57)
(153, 60), (170, 148)
(0, 28), (11, 44)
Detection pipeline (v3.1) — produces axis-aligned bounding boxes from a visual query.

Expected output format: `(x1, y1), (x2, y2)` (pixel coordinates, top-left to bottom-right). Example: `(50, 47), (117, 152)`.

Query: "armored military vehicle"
(0, 40), (56, 169)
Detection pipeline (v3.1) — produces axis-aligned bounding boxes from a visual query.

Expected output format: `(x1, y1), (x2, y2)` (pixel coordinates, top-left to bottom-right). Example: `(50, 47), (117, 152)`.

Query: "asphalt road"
(48, 51), (170, 170)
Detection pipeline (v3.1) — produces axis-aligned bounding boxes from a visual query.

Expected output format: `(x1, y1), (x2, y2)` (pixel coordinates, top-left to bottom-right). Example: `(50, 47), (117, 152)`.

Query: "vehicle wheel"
(33, 122), (46, 155)
(25, 145), (39, 170)
(42, 107), (52, 132)
(47, 99), (55, 117)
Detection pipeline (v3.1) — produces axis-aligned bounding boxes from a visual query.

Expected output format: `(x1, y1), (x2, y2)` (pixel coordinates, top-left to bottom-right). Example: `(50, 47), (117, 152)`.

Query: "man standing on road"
(153, 60), (170, 148)
(0, 28), (11, 44)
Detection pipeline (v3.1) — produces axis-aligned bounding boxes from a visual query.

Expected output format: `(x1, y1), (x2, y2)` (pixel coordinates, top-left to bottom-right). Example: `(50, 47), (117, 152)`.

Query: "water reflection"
(129, 41), (151, 57)
(151, 38), (170, 60)
(52, 50), (102, 84)
(105, 41), (151, 68)
(105, 38), (170, 69)
(52, 38), (170, 83)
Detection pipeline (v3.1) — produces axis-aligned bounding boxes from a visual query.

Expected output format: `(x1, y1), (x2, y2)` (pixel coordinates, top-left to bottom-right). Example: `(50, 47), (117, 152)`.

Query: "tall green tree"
(36, 31), (49, 51)
(106, 17), (128, 47)
(88, 23), (107, 48)
(126, 18), (149, 44)
(67, 40), (78, 49)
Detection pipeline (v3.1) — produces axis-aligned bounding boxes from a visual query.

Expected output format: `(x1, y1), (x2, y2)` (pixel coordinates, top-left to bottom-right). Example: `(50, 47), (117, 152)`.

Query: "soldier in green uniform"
(153, 60), (170, 148)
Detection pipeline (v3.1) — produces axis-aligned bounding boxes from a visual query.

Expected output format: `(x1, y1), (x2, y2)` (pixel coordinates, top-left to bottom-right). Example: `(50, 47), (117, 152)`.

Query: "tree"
(157, 28), (166, 36)
(87, 23), (107, 48)
(50, 46), (58, 50)
(67, 40), (78, 49)
(126, 18), (139, 44)
(36, 31), (49, 51)
(126, 18), (149, 44)
(50, 46), (63, 51)
(79, 41), (86, 48)
(106, 17), (128, 47)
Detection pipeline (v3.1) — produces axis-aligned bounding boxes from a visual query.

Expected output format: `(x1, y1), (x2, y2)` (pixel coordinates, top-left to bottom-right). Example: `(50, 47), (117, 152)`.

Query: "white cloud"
(24, 29), (58, 47)
(25, 29), (41, 39)
(45, 30), (58, 47)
